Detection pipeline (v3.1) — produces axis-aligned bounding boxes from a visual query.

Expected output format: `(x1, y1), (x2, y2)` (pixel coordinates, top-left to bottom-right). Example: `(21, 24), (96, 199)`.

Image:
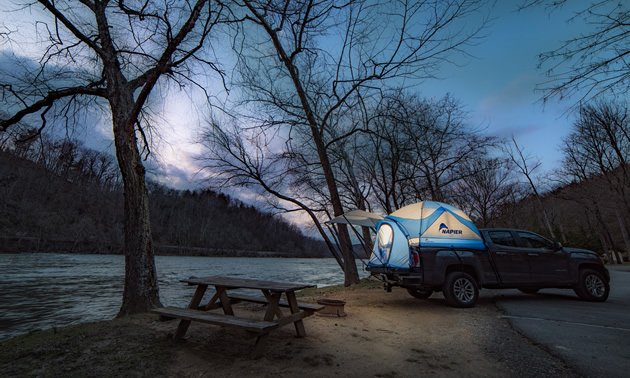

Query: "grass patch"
(0, 314), (171, 378)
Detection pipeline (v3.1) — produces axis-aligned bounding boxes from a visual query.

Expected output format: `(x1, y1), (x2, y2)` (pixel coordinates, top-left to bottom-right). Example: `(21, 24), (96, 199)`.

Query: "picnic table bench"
(152, 276), (323, 358)
(228, 293), (324, 312)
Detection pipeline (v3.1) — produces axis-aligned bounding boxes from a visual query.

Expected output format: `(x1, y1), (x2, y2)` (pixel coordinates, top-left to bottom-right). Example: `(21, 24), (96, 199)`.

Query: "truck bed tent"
(369, 201), (486, 269)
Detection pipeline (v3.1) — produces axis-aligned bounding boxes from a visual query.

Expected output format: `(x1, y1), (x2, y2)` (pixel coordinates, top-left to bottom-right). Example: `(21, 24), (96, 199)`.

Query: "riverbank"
(0, 279), (578, 377)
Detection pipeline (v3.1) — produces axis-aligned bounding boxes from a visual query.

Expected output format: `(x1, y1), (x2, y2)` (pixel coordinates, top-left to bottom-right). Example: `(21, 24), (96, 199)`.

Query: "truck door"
(515, 231), (570, 284)
(485, 230), (530, 284)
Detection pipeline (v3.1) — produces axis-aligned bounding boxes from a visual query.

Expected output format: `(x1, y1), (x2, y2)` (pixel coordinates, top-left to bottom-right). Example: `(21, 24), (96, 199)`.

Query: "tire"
(442, 272), (478, 308)
(407, 287), (434, 299)
(518, 288), (540, 295)
(573, 269), (609, 302)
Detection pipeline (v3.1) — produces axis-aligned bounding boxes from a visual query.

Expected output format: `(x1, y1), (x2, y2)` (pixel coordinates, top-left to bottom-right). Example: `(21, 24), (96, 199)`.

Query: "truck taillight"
(411, 251), (419, 267)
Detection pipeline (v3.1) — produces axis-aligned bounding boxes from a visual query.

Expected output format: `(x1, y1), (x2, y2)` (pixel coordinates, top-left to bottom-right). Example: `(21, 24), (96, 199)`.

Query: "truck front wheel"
(573, 269), (609, 302)
(443, 272), (478, 308)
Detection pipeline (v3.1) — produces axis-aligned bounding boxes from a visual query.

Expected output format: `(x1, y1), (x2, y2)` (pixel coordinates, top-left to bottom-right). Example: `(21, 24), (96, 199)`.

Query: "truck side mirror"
(553, 241), (563, 251)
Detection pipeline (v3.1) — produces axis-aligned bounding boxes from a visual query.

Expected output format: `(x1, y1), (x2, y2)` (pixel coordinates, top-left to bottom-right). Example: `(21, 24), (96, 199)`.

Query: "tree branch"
(0, 86), (106, 131)
(38, 0), (103, 55)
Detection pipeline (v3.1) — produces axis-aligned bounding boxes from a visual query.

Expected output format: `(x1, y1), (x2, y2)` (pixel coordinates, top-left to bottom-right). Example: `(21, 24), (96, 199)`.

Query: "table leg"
(251, 290), (282, 358)
(175, 284), (208, 340)
(261, 290), (284, 319)
(188, 284), (209, 309)
(200, 290), (221, 311)
(286, 291), (306, 337)
(252, 333), (269, 359)
(216, 286), (235, 316)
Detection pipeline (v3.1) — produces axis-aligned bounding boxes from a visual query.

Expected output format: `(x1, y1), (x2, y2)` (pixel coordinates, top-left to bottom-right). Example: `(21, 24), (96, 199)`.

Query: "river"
(0, 253), (370, 341)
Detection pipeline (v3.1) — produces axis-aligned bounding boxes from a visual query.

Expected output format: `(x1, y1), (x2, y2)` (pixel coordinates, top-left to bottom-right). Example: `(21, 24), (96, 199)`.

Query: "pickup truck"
(368, 228), (611, 308)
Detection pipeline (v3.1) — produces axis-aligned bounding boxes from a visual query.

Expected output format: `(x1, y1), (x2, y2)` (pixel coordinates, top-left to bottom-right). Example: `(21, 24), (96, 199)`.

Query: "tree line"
(497, 102), (630, 264)
(0, 138), (328, 257)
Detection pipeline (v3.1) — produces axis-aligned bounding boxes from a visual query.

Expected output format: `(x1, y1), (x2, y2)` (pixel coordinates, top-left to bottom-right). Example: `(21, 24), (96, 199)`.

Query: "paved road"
(489, 265), (630, 378)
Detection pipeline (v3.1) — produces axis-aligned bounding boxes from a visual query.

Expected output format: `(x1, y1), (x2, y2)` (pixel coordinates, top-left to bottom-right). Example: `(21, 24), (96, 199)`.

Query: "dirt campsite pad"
(1, 279), (578, 377)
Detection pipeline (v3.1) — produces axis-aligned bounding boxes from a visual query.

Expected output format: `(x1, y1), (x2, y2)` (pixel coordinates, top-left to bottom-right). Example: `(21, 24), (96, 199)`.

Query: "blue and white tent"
(368, 201), (486, 269)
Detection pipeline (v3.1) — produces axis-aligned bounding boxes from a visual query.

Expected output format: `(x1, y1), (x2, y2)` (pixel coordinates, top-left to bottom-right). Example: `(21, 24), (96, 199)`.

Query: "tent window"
(376, 224), (394, 263)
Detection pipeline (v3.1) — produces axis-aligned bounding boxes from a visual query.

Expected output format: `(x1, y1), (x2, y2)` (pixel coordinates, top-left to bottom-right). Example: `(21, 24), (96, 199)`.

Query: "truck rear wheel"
(407, 287), (434, 299)
(443, 272), (478, 308)
(573, 269), (609, 302)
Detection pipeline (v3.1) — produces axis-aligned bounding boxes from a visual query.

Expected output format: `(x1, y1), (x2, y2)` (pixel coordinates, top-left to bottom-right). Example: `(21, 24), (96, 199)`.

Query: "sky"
(418, 1), (591, 173)
(0, 1), (598, 197)
(152, 1), (594, 193)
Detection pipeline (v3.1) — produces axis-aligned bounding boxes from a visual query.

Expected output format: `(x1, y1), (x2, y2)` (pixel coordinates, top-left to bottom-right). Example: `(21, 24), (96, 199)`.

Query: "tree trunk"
(362, 227), (374, 257)
(111, 98), (161, 316)
(244, 2), (360, 285)
(313, 132), (359, 285)
(614, 206), (630, 259)
(308, 121), (359, 285)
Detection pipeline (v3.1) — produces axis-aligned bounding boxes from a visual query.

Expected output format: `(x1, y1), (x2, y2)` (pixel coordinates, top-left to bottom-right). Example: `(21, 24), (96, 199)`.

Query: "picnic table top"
(180, 275), (316, 292)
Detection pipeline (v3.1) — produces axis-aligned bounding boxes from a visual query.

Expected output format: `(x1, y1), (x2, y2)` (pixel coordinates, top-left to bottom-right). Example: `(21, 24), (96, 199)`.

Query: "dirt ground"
(1, 279), (580, 378)
(161, 280), (578, 377)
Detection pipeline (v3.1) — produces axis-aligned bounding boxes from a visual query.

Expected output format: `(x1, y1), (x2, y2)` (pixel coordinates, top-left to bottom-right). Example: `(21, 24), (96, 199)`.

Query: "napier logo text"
(439, 223), (462, 235)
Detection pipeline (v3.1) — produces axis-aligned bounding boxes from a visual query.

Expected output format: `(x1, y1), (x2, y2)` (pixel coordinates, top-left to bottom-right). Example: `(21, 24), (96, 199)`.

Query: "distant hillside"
(0, 146), (329, 257)
(488, 167), (629, 262)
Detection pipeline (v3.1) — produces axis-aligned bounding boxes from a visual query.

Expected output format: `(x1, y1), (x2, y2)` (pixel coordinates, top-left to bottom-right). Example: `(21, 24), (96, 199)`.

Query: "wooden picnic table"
(152, 276), (323, 358)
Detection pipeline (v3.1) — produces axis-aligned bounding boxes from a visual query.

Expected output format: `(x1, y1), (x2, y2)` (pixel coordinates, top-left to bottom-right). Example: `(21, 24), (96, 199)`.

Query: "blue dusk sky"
(157, 1), (598, 190)
(419, 1), (595, 174)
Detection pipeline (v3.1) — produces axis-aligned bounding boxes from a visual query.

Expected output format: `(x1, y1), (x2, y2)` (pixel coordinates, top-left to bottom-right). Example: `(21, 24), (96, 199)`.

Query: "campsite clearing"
(0, 278), (578, 377)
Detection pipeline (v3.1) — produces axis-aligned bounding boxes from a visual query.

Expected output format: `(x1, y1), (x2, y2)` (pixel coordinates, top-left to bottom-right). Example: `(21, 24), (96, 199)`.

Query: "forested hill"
(0, 148), (329, 257)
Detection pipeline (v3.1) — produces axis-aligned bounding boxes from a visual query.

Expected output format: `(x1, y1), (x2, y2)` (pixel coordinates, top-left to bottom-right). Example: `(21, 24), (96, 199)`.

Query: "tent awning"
(326, 209), (384, 228)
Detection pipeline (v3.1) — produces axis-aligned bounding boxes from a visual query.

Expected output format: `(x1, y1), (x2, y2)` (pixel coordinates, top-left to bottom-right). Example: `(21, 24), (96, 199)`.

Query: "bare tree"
(502, 136), (555, 238)
(355, 92), (496, 213)
(453, 157), (520, 228)
(0, 1), (224, 315)
(554, 151), (623, 261)
(557, 101), (630, 258)
(206, 0), (491, 285)
(522, 1), (630, 105)
(355, 94), (413, 214)
(198, 121), (347, 267)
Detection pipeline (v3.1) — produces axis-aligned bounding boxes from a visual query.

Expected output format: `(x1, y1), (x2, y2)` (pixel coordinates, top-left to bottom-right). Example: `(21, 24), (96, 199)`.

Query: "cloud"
(490, 123), (543, 140)
(478, 72), (540, 115)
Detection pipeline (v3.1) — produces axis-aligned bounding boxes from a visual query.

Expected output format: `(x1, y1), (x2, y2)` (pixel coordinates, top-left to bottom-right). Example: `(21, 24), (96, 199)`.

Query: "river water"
(0, 253), (369, 341)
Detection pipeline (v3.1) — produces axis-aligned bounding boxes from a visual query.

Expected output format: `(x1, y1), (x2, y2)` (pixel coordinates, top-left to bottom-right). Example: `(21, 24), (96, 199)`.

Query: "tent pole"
(327, 221), (376, 272)
(342, 215), (372, 259)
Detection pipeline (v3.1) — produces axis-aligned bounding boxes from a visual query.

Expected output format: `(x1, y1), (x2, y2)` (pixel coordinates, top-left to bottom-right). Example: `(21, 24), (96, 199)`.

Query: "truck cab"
(480, 228), (609, 295)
